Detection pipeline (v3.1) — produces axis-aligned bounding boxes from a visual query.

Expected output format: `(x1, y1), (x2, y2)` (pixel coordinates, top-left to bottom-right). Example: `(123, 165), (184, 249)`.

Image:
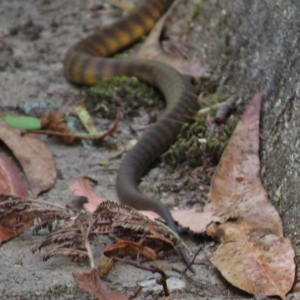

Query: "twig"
(181, 245), (203, 274)
(113, 257), (170, 297)
(197, 102), (223, 115)
(214, 94), (240, 123)
(84, 218), (98, 268)
(125, 286), (142, 300)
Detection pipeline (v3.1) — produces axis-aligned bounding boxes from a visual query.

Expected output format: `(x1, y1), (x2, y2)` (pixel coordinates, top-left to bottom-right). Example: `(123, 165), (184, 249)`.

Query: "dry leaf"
(69, 177), (106, 212)
(138, 210), (160, 220)
(97, 255), (115, 277)
(29, 199), (183, 264)
(70, 177), (170, 223)
(0, 225), (17, 244)
(0, 153), (28, 197)
(0, 194), (71, 244)
(41, 111), (75, 144)
(171, 208), (219, 233)
(205, 93), (282, 232)
(0, 153), (31, 242)
(204, 92), (295, 298)
(0, 124), (56, 197)
(73, 268), (126, 300)
(103, 240), (158, 261)
(38, 110), (120, 143)
(208, 220), (295, 298)
(136, 0), (208, 80)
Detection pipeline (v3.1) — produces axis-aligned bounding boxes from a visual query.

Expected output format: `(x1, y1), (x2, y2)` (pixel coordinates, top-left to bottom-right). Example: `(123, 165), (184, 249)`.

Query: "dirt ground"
(0, 0), (297, 299)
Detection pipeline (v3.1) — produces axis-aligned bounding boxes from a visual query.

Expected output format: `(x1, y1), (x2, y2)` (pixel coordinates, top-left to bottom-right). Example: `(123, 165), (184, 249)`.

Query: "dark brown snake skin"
(64, 0), (199, 268)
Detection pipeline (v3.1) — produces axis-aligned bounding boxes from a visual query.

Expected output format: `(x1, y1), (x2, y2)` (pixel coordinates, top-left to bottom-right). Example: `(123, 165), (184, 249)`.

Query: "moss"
(163, 94), (238, 167)
(206, 116), (238, 163)
(202, 93), (229, 106)
(85, 76), (237, 168)
(195, 75), (221, 95)
(84, 76), (163, 119)
(187, 0), (204, 32)
(191, 1), (202, 21)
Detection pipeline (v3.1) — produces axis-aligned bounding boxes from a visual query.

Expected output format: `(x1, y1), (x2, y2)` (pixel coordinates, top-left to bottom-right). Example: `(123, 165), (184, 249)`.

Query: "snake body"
(64, 0), (199, 265)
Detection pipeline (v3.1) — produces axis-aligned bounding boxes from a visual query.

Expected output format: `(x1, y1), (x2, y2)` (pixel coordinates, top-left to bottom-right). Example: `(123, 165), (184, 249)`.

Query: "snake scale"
(63, 0), (199, 268)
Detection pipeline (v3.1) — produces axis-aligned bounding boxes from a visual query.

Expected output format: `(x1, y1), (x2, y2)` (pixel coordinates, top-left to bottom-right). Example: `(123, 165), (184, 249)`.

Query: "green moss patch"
(163, 93), (238, 167)
(85, 77), (238, 168)
(84, 76), (163, 120)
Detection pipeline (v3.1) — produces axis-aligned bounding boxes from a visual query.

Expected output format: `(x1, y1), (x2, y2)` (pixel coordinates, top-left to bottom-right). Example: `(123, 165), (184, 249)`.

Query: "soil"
(0, 0), (299, 299)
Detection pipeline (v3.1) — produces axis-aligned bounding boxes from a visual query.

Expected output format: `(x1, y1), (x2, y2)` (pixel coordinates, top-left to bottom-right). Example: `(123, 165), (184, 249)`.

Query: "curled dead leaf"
(0, 124), (56, 197)
(97, 255), (115, 277)
(136, 0), (208, 80)
(73, 268), (126, 300)
(171, 208), (219, 234)
(38, 110), (120, 143)
(204, 93), (295, 298)
(208, 219), (295, 299)
(0, 194), (71, 244)
(0, 153), (28, 197)
(103, 240), (158, 261)
(69, 177), (106, 213)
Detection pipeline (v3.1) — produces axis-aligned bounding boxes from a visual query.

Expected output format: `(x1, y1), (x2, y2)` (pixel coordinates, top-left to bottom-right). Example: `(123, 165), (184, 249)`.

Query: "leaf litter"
(68, 91), (295, 298)
(0, 192), (189, 298)
(69, 177), (106, 212)
(0, 153), (30, 243)
(0, 0), (295, 298)
(0, 152), (28, 198)
(0, 123), (56, 197)
(203, 92), (295, 298)
(33, 109), (120, 144)
(136, 0), (208, 80)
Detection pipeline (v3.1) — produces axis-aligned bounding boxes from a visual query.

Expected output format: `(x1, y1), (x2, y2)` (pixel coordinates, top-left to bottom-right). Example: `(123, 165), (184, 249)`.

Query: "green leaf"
(99, 160), (109, 166)
(4, 114), (42, 130)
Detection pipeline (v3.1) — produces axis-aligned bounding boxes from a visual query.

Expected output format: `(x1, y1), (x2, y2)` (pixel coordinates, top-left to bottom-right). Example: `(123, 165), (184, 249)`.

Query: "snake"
(63, 0), (199, 268)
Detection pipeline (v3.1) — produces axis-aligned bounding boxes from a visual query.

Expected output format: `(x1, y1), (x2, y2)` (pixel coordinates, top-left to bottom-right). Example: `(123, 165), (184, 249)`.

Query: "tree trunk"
(189, 0), (300, 265)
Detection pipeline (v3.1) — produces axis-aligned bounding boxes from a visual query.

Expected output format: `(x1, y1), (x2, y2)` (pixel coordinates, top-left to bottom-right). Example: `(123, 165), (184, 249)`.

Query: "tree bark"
(189, 0), (300, 265)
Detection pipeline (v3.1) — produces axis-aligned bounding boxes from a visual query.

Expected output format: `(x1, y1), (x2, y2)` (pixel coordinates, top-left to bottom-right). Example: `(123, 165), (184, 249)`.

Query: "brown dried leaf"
(73, 268), (126, 300)
(0, 225), (16, 244)
(0, 124), (57, 197)
(0, 194), (72, 244)
(69, 178), (183, 233)
(97, 255), (115, 277)
(0, 153), (28, 197)
(96, 201), (186, 255)
(94, 200), (150, 224)
(30, 199), (182, 263)
(0, 195), (72, 225)
(137, 210), (160, 220)
(136, 0), (208, 80)
(208, 220), (294, 298)
(205, 93), (282, 231)
(148, 228), (175, 251)
(69, 177), (106, 212)
(171, 208), (219, 233)
(43, 248), (88, 262)
(0, 194), (33, 243)
(204, 93), (295, 298)
(103, 240), (158, 261)
(38, 110), (120, 143)
(41, 111), (75, 144)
